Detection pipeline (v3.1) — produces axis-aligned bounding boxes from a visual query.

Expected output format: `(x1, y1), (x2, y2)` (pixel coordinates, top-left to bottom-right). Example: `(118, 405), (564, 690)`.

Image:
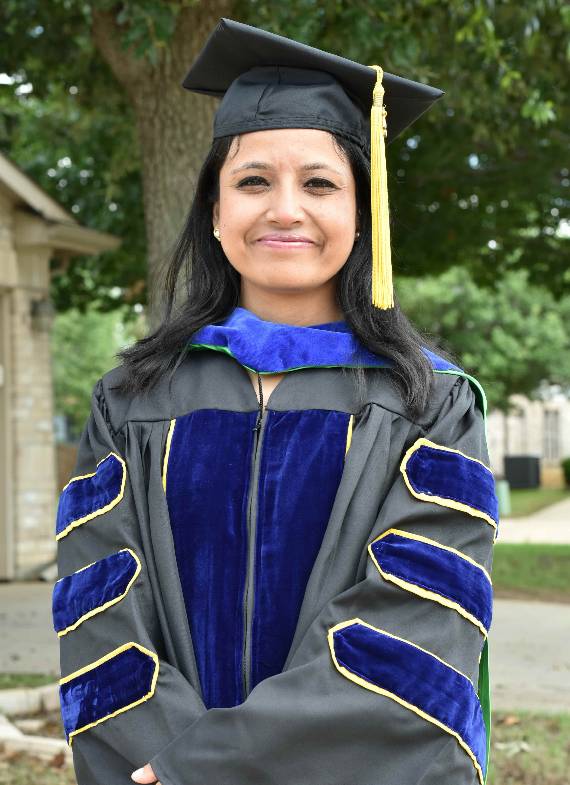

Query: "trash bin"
(495, 478), (511, 517)
(504, 455), (540, 489)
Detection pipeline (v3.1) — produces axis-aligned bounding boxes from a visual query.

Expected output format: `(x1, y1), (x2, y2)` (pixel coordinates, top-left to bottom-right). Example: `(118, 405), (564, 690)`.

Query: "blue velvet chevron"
(59, 644), (158, 745)
(330, 620), (486, 782)
(404, 441), (499, 528)
(56, 453), (125, 539)
(52, 549), (139, 634)
(369, 532), (493, 633)
(186, 306), (463, 374)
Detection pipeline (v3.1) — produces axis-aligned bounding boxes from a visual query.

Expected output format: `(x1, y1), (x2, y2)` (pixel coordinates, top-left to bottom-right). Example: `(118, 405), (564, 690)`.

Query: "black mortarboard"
(182, 18), (445, 309)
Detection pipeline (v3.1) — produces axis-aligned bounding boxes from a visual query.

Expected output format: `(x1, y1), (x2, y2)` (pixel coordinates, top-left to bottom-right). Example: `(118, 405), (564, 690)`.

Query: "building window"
(543, 409), (560, 460)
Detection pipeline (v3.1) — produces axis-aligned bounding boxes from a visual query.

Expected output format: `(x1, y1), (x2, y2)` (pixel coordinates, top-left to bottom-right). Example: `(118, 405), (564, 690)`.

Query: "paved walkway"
(0, 581), (59, 676)
(498, 496), (570, 544)
(488, 597), (570, 713)
(0, 581), (569, 713)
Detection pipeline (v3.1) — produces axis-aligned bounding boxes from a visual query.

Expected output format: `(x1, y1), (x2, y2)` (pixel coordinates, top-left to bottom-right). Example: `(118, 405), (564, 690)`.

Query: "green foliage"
(112, 2), (192, 65)
(236, 0), (570, 294)
(398, 266), (570, 412)
(0, 1), (153, 312)
(0, 1), (196, 77)
(0, 0), (567, 312)
(561, 457), (570, 487)
(51, 305), (144, 438)
(0, 78), (147, 312)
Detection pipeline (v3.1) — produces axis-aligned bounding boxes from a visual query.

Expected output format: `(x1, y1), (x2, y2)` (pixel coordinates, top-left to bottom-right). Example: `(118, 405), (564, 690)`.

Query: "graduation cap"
(182, 18), (445, 310)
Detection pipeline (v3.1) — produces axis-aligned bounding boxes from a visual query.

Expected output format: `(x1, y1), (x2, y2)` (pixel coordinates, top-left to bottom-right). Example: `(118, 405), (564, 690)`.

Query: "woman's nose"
(265, 183), (305, 225)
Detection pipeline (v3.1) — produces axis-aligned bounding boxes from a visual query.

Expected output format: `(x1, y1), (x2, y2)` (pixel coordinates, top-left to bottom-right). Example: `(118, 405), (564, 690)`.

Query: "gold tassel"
(368, 65), (394, 309)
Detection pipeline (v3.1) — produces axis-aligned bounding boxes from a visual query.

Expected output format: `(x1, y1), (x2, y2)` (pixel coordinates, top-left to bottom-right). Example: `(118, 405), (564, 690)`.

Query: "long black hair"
(114, 132), (457, 421)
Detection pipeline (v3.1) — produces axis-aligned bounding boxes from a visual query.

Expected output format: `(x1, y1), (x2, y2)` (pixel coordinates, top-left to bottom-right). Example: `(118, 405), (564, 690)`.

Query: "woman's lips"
(257, 237), (315, 249)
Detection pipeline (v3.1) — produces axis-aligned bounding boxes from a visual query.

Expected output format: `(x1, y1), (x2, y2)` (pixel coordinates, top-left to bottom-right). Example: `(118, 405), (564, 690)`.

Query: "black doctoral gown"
(53, 306), (498, 785)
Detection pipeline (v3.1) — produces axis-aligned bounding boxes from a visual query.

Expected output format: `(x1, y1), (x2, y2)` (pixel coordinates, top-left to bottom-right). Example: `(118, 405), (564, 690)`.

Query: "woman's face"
(212, 128), (358, 312)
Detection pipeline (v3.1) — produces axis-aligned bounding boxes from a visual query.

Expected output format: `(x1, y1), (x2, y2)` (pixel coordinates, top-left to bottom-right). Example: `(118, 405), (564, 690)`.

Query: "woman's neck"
(238, 296), (344, 327)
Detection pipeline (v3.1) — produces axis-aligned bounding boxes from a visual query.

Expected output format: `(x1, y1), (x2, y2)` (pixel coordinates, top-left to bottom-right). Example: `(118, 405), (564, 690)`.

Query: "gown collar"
(186, 305), (460, 374)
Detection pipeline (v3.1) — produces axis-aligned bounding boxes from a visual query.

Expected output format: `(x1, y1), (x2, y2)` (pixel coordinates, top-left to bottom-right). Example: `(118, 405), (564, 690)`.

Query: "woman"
(53, 18), (497, 785)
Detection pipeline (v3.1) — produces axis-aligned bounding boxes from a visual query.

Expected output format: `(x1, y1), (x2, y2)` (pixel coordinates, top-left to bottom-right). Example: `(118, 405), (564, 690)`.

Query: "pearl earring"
(213, 227), (221, 241)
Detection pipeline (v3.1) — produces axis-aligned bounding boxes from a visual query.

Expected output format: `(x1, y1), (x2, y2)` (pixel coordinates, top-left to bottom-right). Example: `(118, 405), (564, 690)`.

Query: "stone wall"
(0, 161), (119, 579)
(0, 190), (16, 579)
(9, 220), (58, 577)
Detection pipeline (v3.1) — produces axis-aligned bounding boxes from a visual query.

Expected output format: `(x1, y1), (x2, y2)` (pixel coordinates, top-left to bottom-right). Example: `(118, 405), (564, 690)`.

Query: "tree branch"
(91, 7), (153, 90)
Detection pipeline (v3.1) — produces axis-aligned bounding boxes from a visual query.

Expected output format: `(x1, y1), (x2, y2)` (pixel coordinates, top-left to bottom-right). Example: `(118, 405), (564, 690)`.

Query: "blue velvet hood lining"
(187, 306), (462, 374)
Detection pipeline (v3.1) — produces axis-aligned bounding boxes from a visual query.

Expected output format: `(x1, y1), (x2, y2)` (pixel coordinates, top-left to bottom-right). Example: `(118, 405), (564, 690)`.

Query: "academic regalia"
(53, 17), (498, 785)
(54, 307), (497, 785)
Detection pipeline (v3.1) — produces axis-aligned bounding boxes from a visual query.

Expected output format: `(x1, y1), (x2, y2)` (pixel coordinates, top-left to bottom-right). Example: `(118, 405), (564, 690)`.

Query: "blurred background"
(0, 2), (568, 783)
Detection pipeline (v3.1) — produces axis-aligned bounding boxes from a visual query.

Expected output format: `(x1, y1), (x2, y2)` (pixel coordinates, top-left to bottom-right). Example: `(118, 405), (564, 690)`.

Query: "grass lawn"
(489, 711), (570, 784)
(508, 487), (570, 518)
(492, 543), (570, 602)
(0, 673), (58, 690)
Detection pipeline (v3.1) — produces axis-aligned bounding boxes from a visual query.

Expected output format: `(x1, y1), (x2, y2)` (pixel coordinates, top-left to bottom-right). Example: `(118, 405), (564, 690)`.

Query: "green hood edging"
(186, 343), (395, 373)
(189, 343), (493, 782)
(436, 369), (489, 436)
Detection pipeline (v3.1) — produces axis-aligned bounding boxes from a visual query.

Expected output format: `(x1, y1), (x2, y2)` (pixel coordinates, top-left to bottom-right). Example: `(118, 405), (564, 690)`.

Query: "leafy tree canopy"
(0, 0), (568, 316)
(398, 266), (570, 412)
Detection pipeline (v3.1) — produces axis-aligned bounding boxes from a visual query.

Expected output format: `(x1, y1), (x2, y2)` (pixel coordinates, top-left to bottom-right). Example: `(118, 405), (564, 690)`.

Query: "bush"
(561, 457), (570, 487)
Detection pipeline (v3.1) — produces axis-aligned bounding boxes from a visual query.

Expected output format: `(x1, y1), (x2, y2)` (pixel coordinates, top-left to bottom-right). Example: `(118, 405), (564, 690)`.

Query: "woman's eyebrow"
(230, 161), (343, 176)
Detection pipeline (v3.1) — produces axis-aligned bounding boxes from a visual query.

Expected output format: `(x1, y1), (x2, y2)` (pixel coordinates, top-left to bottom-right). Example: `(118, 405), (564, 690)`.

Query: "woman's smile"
(256, 238), (315, 249)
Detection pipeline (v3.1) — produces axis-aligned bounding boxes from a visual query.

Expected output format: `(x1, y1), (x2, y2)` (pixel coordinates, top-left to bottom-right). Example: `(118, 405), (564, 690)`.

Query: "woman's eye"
(236, 176), (337, 189)
(305, 178), (337, 189)
(237, 176), (269, 187)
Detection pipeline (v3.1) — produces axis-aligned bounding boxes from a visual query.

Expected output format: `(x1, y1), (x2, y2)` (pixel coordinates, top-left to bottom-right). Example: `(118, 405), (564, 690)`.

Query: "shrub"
(561, 457), (570, 487)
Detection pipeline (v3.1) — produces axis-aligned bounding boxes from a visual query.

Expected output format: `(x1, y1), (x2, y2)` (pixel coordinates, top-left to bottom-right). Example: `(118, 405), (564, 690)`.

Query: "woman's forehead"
(225, 129), (349, 168)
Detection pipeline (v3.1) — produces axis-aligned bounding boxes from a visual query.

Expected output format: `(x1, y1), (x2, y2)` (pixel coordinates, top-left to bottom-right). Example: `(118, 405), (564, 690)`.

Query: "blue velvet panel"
(59, 644), (157, 745)
(186, 306), (462, 374)
(56, 453), (125, 539)
(52, 549), (140, 634)
(251, 408), (351, 688)
(164, 409), (258, 709)
(369, 532), (493, 633)
(404, 441), (499, 527)
(423, 347), (463, 372)
(331, 621), (486, 781)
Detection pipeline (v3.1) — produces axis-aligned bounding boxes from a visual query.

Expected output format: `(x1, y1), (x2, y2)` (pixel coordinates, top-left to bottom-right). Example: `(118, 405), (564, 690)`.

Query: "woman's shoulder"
(93, 350), (251, 433)
(93, 358), (190, 434)
(419, 348), (486, 424)
(365, 344), (480, 428)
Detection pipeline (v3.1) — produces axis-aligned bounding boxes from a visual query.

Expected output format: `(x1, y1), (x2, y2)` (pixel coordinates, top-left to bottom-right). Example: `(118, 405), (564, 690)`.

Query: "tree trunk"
(91, 2), (234, 328)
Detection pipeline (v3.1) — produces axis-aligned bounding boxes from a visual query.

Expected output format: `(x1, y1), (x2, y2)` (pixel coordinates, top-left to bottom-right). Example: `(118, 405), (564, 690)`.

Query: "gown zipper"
(242, 370), (265, 699)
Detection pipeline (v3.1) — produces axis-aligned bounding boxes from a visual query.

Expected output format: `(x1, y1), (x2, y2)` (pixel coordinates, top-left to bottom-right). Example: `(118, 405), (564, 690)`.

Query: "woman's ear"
(212, 202), (219, 227)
